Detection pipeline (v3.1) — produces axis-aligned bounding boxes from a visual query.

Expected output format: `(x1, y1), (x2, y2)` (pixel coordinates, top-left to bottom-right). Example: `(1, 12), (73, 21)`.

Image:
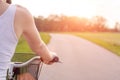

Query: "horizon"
(12, 0), (120, 28)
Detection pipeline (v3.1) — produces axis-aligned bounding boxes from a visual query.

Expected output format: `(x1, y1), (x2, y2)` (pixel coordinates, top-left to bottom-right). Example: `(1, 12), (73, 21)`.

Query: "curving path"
(39, 33), (120, 80)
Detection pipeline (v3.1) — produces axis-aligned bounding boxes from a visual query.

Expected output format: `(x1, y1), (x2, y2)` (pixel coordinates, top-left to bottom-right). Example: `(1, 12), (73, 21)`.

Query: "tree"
(114, 22), (120, 32)
(91, 16), (107, 32)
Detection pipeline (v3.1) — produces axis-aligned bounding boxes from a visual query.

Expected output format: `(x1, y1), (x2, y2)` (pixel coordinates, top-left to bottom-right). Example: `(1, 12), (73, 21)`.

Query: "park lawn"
(12, 32), (51, 62)
(72, 32), (120, 56)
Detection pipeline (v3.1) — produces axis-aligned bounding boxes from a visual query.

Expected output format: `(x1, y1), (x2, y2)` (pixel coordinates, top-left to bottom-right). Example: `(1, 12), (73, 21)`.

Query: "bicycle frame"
(7, 56), (43, 80)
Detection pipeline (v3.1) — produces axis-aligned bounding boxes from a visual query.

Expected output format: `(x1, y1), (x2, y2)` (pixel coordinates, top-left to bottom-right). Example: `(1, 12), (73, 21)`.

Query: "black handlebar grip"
(50, 56), (59, 62)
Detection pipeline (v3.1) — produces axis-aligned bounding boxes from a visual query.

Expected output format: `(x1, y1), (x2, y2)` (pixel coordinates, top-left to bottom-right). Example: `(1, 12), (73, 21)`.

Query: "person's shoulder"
(16, 5), (29, 13)
(15, 4), (32, 19)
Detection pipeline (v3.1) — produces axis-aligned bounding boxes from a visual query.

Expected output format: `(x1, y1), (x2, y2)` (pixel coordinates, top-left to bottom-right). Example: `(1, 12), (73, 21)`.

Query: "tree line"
(34, 14), (120, 32)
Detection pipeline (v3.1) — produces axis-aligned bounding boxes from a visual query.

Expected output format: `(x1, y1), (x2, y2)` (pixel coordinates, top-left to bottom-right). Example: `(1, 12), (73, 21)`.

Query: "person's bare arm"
(15, 6), (55, 64)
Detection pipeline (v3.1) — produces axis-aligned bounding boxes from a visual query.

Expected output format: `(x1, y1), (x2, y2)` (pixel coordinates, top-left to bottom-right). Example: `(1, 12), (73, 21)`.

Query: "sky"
(12, 0), (120, 28)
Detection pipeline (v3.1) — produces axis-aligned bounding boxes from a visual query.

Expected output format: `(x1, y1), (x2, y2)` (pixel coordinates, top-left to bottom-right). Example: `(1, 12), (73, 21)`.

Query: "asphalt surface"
(39, 33), (120, 80)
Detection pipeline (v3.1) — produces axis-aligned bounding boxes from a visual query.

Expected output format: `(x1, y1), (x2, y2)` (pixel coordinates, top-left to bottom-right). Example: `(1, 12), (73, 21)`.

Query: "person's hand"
(40, 52), (59, 65)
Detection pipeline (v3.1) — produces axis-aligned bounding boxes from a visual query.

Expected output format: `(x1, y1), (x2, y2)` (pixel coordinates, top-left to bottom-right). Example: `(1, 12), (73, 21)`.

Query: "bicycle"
(7, 56), (60, 80)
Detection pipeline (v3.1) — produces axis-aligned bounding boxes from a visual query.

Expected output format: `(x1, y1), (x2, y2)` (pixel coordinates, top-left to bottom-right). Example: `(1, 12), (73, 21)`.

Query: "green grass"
(72, 32), (120, 56)
(12, 53), (35, 62)
(15, 32), (51, 53)
(12, 32), (51, 62)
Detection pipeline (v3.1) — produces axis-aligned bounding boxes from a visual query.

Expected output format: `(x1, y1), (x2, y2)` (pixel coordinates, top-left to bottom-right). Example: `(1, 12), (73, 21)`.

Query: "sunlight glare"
(13, 0), (120, 28)
(62, 0), (96, 18)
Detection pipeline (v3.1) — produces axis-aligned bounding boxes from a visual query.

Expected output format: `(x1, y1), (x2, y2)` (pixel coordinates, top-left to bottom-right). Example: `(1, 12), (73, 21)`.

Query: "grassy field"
(72, 32), (120, 56)
(12, 32), (51, 62)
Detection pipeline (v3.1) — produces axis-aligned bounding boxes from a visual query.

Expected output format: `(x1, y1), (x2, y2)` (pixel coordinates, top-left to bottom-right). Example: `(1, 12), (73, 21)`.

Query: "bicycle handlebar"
(12, 56), (60, 68)
(13, 56), (41, 68)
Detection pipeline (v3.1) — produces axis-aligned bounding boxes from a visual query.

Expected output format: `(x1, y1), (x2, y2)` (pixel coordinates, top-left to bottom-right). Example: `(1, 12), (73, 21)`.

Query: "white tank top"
(0, 4), (18, 70)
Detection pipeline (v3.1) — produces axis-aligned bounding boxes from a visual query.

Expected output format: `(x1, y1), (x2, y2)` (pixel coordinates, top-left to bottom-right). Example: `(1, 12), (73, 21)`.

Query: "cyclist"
(0, 0), (57, 79)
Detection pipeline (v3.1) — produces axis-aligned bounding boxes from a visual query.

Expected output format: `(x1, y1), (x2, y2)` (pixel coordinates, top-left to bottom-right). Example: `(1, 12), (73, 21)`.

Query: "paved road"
(39, 33), (120, 80)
